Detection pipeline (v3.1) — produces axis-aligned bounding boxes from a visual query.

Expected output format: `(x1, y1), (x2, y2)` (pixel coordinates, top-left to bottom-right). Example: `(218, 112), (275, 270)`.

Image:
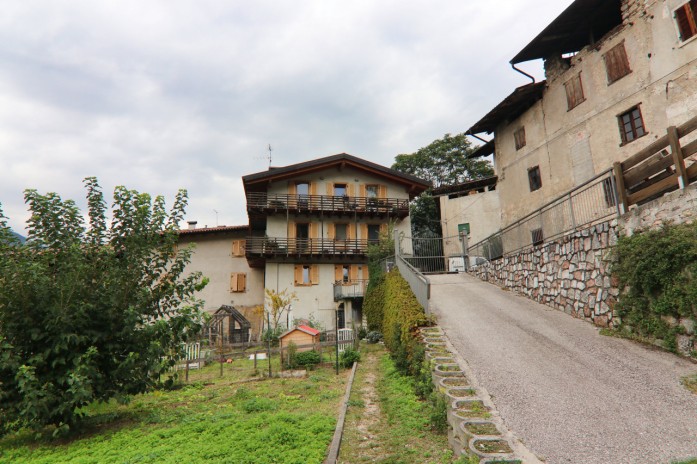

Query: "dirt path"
(338, 348), (384, 463)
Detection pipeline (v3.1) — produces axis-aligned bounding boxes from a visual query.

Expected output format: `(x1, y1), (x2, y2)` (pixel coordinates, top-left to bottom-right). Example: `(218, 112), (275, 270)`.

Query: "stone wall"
(470, 220), (620, 327)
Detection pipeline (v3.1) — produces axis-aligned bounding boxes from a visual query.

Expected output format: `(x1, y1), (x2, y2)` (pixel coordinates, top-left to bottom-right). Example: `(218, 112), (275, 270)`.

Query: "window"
(294, 264), (319, 286)
(334, 184), (347, 196)
(335, 223), (348, 240)
(564, 73), (585, 110)
(675, 1), (697, 41)
(531, 228), (544, 247)
(603, 41), (631, 84)
(296, 182), (309, 196)
(528, 166), (542, 192)
(618, 106), (646, 145)
(365, 185), (378, 198)
(230, 273), (246, 292)
(367, 224), (381, 243)
(514, 127), (526, 150)
(342, 265), (350, 283)
(231, 239), (246, 257)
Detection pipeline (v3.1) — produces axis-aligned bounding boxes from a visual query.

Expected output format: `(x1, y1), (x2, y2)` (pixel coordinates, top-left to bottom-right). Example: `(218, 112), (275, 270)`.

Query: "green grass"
(0, 356), (348, 464)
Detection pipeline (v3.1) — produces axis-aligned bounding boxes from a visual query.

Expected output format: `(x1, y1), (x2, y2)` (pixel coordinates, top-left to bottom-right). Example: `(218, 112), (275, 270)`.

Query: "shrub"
(612, 221), (697, 351)
(340, 349), (361, 368)
(429, 392), (448, 434)
(286, 341), (298, 369)
(363, 275), (386, 331)
(242, 397), (277, 413)
(295, 351), (321, 368)
(366, 331), (383, 344)
(357, 326), (368, 340)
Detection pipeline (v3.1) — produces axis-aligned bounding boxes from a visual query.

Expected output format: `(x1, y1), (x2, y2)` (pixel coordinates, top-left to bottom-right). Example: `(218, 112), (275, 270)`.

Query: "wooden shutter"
(675, 3), (697, 41)
(362, 266), (370, 281)
(288, 182), (297, 195)
(232, 240), (240, 256)
(240, 239), (246, 256)
(360, 223), (368, 240)
(349, 265), (359, 282)
(238, 273), (246, 292)
(335, 265), (342, 282)
(347, 183), (355, 198)
(603, 41), (631, 84)
(230, 273), (238, 292)
(326, 183), (333, 195)
(378, 185), (387, 198)
(348, 223), (356, 240)
(288, 221), (296, 239)
(359, 184), (367, 197)
(310, 265), (320, 285)
(294, 265), (302, 286)
(309, 222), (319, 239)
(309, 182), (317, 196)
(379, 223), (388, 235)
(564, 73), (584, 110)
(327, 223), (335, 239)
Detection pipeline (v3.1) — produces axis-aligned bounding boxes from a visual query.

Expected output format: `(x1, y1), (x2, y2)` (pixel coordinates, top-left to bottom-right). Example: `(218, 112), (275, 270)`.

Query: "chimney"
(187, 220), (198, 230)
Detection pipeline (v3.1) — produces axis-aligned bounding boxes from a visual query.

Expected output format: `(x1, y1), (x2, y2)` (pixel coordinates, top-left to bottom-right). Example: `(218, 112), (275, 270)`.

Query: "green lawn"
(0, 357), (349, 464)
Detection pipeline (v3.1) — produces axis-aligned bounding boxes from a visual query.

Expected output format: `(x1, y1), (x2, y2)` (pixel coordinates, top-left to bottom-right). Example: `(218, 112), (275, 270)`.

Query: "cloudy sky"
(0, 0), (572, 233)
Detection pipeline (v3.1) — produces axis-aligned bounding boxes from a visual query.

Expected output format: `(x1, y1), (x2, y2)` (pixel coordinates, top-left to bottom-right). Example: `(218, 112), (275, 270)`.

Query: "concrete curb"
(324, 361), (358, 464)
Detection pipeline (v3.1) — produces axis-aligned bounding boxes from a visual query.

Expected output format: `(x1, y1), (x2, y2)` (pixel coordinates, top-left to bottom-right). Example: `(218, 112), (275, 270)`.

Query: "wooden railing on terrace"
(614, 114), (697, 210)
(245, 237), (372, 257)
(246, 192), (410, 217)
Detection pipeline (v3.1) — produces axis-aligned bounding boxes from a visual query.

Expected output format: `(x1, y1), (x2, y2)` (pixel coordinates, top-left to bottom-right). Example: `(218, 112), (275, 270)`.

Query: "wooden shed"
(204, 305), (252, 346)
(279, 325), (320, 354)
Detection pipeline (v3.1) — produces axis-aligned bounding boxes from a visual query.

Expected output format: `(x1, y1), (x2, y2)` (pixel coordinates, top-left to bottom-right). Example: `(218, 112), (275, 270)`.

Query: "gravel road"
(429, 273), (697, 464)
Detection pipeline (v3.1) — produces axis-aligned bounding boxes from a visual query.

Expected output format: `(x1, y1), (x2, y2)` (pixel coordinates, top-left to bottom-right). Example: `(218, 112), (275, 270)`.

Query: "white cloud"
(0, 0), (573, 233)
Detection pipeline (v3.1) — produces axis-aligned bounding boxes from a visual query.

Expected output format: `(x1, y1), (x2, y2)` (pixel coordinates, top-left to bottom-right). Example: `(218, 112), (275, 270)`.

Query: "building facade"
(467, 0), (697, 233)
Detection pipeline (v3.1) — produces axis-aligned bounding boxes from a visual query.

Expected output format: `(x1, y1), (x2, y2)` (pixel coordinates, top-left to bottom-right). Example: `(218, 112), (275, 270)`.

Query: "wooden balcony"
(333, 279), (368, 301)
(245, 237), (372, 265)
(246, 193), (409, 218)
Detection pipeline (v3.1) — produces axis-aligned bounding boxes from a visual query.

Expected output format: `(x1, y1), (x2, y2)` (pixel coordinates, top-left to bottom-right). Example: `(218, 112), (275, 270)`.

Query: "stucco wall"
(495, 0), (697, 227)
(438, 188), (501, 254)
(179, 231), (264, 313)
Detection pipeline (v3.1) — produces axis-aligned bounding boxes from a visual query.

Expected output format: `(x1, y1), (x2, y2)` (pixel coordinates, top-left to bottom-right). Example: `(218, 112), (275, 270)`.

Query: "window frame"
(674, 0), (697, 42)
(603, 41), (632, 85)
(564, 72), (585, 111)
(333, 183), (347, 197)
(528, 166), (542, 192)
(617, 105), (647, 146)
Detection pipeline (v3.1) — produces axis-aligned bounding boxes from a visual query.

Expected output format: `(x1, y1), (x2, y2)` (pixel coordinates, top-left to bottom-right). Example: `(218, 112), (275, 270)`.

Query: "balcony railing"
(246, 193), (409, 217)
(333, 279), (368, 301)
(246, 237), (372, 258)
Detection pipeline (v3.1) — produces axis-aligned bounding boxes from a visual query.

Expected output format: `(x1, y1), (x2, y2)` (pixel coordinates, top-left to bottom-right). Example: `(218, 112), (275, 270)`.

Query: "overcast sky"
(0, 0), (572, 233)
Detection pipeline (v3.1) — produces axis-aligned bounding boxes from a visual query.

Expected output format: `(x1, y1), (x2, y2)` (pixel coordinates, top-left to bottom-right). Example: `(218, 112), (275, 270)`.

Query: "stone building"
(466, 0), (697, 234)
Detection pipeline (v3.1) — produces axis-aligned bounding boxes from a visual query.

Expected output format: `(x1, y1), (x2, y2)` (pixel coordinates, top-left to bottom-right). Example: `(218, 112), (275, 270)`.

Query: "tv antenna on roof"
(213, 209), (219, 227)
(254, 144), (274, 169)
(266, 144), (272, 168)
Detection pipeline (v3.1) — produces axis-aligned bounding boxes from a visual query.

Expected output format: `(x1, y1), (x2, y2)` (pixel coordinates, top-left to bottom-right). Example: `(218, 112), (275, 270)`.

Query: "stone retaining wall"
(470, 220), (620, 327)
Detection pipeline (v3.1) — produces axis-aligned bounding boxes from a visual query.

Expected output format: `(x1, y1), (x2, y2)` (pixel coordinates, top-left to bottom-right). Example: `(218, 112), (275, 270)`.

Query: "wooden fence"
(614, 114), (697, 211)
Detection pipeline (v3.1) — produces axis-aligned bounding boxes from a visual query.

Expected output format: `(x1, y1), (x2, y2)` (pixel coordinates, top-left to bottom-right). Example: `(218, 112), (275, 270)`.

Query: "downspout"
(511, 63), (535, 84)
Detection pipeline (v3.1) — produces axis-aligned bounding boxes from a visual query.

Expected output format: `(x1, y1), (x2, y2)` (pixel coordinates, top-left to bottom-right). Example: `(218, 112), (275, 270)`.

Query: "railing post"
(612, 162), (628, 214)
(668, 126), (688, 189)
(568, 192), (577, 231)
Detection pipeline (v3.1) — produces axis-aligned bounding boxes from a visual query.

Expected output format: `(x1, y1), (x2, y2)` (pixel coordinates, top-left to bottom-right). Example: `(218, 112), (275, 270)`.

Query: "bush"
(295, 351), (321, 368)
(612, 221), (697, 351)
(340, 349), (361, 368)
(429, 392), (448, 434)
(366, 331), (383, 344)
(286, 341), (298, 369)
(357, 326), (368, 340)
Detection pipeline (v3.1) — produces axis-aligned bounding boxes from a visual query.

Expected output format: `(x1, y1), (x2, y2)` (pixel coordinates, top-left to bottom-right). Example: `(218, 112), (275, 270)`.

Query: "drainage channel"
(421, 327), (542, 464)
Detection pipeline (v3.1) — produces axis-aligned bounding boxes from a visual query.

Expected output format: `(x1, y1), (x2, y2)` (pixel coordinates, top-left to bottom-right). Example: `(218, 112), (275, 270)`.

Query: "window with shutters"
(675, 1), (697, 42)
(231, 239), (246, 257)
(564, 73), (585, 110)
(365, 185), (378, 198)
(334, 183), (347, 196)
(295, 264), (319, 286)
(367, 224), (381, 244)
(514, 127), (526, 151)
(617, 106), (646, 145)
(603, 41), (631, 84)
(528, 166), (542, 192)
(230, 273), (246, 292)
(335, 223), (348, 240)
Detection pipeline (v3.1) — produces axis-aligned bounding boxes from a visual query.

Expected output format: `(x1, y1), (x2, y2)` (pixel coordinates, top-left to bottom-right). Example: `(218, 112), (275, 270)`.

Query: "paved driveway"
(429, 273), (697, 464)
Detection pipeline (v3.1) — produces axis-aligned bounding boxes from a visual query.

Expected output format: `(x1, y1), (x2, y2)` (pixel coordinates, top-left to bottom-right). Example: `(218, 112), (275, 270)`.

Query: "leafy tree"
(264, 288), (298, 330)
(392, 133), (494, 237)
(0, 178), (207, 435)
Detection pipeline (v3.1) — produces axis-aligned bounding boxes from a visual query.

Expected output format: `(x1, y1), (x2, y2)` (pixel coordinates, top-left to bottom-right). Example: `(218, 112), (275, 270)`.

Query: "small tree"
(263, 288), (298, 343)
(0, 178), (207, 435)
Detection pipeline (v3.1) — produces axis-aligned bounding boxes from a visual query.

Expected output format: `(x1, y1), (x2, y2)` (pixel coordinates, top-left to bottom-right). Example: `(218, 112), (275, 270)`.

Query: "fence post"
(612, 162), (628, 213)
(668, 126), (688, 189)
(568, 193), (577, 231)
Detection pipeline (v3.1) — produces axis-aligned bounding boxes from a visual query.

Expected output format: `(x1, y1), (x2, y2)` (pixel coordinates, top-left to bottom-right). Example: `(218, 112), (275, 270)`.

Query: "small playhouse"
(279, 325), (320, 353)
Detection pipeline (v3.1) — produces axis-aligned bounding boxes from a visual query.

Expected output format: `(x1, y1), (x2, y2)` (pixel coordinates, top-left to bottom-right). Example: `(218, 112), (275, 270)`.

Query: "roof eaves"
(466, 82), (546, 135)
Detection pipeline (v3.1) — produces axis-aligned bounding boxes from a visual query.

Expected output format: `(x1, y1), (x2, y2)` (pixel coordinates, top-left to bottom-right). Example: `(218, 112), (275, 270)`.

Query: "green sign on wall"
(458, 223), (470, 236)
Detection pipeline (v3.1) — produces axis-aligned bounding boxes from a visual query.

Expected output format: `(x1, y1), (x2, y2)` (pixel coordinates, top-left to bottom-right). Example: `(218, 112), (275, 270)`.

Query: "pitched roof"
(242, 153), (430, 198)
(466, 82), (546, 135)
(177, 225), (248, 236)
(510, 0), (623, 64)
(280, 325), (321, 339)
(431, 176), (498, 197)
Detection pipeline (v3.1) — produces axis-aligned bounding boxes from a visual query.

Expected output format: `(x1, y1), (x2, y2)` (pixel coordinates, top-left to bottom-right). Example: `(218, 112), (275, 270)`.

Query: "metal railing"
(246, 236), (370, 257)
(469, 169), (620, 259)
(333, 279), (368, 301)
(394, 230), (431, 312)
(246, 192), (410, 217)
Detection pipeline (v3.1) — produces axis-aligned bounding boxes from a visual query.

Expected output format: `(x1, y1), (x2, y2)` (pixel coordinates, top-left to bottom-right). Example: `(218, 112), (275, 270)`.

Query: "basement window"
(603, 41), (632, 84)
(528, 166), (542, 192)
(618, 106), (646, 145)
(675, 0), (697, 42)
(531, 228), (544, 247)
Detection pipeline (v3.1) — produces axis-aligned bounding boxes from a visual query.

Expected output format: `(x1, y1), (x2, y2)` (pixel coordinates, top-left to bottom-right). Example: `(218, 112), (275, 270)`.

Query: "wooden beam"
(624, 150), (673, 188)
(622, 113), (697, 171)
(626, 173), (678, 206)
(668, 125), (689, 189)
(613, 162), (628, 213)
